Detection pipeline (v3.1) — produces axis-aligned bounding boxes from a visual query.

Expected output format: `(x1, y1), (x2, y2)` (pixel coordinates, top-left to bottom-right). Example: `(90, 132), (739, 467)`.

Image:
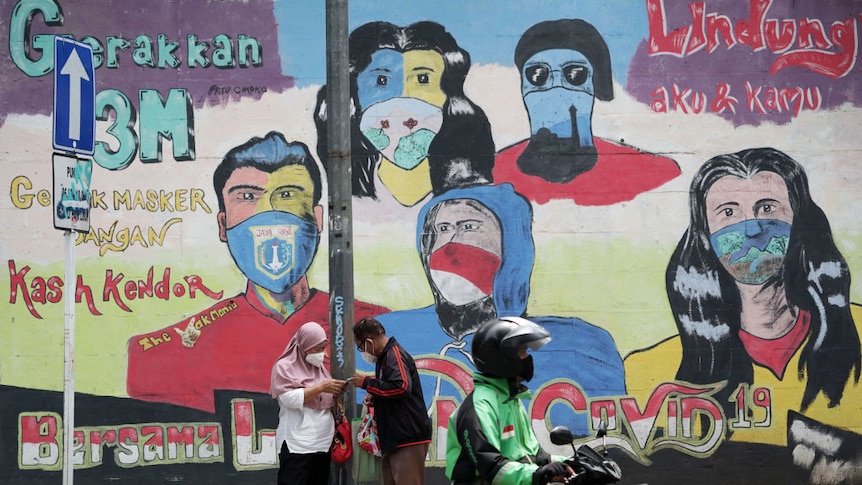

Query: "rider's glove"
(532, 461), (570, 485)
(534, 449), (552, 465)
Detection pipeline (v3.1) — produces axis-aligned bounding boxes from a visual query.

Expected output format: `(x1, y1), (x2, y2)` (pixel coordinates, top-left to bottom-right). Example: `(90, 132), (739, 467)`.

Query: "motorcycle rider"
(446, 317), (574, 484)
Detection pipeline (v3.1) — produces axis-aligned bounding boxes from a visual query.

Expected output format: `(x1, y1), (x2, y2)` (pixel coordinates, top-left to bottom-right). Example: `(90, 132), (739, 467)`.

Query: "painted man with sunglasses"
(493, 19), (680, 206)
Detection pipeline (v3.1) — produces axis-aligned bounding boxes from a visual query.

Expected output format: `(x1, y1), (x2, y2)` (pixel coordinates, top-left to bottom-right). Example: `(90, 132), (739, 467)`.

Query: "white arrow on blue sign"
(53, 36), (96, 156)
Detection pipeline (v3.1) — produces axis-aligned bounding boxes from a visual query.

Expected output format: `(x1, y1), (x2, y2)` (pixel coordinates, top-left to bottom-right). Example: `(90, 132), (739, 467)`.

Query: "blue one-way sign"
(53, 36), (96, 156)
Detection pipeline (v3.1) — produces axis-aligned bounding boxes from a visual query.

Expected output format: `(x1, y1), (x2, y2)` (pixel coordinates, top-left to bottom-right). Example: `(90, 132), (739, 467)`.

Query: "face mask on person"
(519, 87), (598, 183)
(360, 97), (443, 170)
(521, 49), (595, 141)
(360, 339), (379, 364)
(520, 355), (535, 382)
(305, 352), (325, 367)
(225, 211), (320, 293)
(517, 49), (598, 183)
(428, 242), (501, 306)
(709, 218), (791, 285)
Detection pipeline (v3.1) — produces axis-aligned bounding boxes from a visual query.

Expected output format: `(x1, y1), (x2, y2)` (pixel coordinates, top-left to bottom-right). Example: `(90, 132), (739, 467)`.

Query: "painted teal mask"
(359, 97), (443, 170)
(710, 219), (791, 285)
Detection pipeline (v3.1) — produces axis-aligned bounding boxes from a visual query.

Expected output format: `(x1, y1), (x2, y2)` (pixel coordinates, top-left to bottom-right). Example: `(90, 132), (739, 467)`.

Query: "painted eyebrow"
(755, 198), (781, 206)
(271, 184), (308, 193)
(369, 67), (392, 73)
(227, 184), (265, 194)
(713, 201), (739, 212)
(411, 66), (435, 72)
(436, 218), (483, 228)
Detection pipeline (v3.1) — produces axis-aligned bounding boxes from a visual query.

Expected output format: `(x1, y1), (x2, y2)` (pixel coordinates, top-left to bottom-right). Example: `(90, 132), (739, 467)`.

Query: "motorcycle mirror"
(596, 421), (608, 439)
(596, 420), (610, 457)
(549, 426), (574, 446)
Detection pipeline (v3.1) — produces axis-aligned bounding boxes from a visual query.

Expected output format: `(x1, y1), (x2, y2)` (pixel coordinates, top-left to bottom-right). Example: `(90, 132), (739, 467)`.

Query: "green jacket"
(446, 373), (551, 485)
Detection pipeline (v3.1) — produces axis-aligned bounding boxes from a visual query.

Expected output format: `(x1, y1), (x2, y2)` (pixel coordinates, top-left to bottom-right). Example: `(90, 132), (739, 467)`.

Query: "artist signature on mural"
(208, 85), (268, 97)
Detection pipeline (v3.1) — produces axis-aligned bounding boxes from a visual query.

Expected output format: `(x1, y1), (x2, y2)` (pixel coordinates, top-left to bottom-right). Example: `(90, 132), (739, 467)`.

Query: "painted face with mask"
(427, 199), (503, 306)
(705, 171), (793, 285)
(225, 211), (320, 293)
(218, 164), (323, 294)
(518, 48), (598, 183)
(357, 48), (447, 206)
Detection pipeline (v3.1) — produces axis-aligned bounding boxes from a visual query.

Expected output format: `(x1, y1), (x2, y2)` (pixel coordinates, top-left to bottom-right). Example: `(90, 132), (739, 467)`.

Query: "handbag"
(352, 406), (382, 483)
(355, 405), (382, 457)
(330, 399), (353, 464)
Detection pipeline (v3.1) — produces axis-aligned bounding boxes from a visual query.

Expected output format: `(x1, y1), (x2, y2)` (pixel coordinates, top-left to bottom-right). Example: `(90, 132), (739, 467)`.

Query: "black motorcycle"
(549, 421), (622, 484)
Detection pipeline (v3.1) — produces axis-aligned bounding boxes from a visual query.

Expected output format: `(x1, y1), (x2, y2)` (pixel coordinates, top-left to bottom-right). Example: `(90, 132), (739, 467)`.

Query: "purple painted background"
(0, 0), (294, 127)
(626, 0), (862, 126)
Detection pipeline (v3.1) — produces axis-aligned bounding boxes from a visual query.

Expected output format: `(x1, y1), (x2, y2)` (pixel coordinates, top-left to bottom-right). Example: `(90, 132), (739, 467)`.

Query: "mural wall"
(2, 0), (860, 483)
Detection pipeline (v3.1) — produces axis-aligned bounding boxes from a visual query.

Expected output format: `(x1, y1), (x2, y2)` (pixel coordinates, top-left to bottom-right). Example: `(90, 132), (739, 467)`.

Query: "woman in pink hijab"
(270, 321), (346, 485)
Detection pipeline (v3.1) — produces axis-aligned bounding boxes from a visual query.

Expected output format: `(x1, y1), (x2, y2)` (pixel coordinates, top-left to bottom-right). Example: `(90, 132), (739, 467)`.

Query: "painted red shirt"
(493, 138), (681, 205)
(739, 310), (811, 379)
(127, 281), (389, 412)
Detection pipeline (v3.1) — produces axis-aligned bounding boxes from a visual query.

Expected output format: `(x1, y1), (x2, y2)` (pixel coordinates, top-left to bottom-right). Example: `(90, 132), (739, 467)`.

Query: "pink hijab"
(269, 321), (334, 409)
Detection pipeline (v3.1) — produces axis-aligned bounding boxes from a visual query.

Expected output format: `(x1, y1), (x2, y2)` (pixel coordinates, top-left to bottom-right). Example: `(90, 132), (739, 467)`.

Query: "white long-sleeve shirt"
(276, 388), (335, 453)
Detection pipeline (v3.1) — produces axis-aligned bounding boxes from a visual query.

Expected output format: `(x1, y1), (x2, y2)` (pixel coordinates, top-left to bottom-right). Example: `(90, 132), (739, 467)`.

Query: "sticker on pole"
(53, 153), (93, 232)
(53, 36), (96, 156)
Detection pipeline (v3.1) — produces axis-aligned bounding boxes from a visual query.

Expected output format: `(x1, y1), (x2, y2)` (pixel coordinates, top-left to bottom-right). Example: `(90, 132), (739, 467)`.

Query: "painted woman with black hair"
(314, 20), (495, 206)
(626, 147), (861, 447)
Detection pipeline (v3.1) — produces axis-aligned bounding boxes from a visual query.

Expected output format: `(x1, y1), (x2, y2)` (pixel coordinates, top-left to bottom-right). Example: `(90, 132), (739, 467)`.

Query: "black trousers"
(278, 441), (332, 485)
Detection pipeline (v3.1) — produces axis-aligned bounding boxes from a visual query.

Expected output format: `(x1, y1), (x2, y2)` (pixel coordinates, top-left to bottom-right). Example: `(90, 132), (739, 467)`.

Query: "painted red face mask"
(428, 242), (501, 305)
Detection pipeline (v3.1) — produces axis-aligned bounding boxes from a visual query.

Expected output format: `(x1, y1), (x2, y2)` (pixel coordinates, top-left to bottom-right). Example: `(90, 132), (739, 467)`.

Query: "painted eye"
(524, 65), (550, 87)
(562, 65), (589, 86)
(417, 73), (429, 84)
(241, 192), (256, 201)
(436, 222), (454, 233)
(762, 204), (773, 213)
(723, 208), (734, 217)
(376, 75), (388, 86)
(275, 189), (296, 200)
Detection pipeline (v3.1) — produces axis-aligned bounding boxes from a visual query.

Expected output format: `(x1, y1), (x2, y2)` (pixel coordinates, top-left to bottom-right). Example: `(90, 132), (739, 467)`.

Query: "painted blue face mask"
(710, 218), (791, 285)
(521, 49), (595, 143)
(518, 49), (598, 183)
(226, 211), (320, 293)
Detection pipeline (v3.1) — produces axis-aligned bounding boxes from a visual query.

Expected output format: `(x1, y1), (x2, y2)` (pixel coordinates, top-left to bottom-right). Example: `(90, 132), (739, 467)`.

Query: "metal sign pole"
(62, 229), (75, 485)
(53, 34), (95, 485)
(326, 1), (355, 484)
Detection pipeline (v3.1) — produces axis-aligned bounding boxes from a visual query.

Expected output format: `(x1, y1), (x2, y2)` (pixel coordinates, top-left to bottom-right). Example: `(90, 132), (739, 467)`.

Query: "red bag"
(331, 400), (353, 464)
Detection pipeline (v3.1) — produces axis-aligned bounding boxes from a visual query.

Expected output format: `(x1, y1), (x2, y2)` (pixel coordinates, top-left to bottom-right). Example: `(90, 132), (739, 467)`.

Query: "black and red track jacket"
(359, 337), (432, 455)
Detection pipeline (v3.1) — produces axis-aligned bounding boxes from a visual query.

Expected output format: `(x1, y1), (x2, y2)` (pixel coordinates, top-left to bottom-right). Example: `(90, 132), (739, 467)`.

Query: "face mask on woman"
(305, 351), (325, 367)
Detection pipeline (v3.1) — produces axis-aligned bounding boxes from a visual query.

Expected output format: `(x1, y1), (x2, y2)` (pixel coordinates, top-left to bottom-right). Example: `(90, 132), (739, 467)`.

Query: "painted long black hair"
(314, 20), (494, 200)
(667, 147), (859, 413)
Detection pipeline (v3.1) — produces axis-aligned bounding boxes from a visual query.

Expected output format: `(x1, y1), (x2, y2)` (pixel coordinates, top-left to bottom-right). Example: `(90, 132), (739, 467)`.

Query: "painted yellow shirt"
(624, 303), (862, 446)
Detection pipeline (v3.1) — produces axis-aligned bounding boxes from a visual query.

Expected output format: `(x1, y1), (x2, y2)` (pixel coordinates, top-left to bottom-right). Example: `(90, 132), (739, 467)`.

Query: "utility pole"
(326, 1), (355, 484)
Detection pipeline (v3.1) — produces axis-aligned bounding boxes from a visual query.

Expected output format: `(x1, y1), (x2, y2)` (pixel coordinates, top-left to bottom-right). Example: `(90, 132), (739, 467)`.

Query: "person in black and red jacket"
(349, 317), (432, 484)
